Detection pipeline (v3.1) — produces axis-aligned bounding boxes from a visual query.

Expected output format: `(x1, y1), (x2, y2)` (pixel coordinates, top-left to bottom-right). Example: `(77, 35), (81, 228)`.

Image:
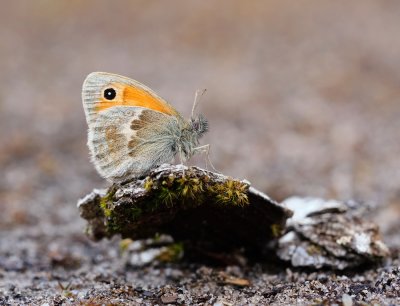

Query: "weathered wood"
(277, 197), (390, 269)
(78, 164), (292, 256)
(78, 165), (390, 267)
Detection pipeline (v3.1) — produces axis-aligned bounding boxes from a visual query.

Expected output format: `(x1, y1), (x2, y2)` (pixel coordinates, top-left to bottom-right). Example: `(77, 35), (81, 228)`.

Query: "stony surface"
(278, 197), (390, 269)
(1, 1), (400, 305)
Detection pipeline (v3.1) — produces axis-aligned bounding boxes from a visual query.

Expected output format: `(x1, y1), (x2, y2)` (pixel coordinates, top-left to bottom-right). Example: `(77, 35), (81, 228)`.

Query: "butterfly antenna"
(191, 89), (207, 117)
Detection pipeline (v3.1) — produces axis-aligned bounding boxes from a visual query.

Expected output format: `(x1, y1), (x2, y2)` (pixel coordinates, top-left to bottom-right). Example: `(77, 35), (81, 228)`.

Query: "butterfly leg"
(178, 149), (186, 177)
(193, 144), (218, 173)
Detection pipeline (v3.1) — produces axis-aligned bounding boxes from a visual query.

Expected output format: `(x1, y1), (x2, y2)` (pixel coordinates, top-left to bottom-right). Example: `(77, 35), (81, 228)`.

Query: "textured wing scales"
(82, 72), (180, 125)
(88, 106), (179, 181)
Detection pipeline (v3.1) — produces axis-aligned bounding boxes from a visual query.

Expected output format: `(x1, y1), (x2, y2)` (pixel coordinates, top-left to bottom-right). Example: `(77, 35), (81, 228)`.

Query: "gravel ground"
(1, 1), (400, 305)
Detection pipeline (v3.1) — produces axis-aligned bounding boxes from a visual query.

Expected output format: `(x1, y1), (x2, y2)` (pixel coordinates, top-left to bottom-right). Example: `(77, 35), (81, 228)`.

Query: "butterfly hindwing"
(88, 106), (179, 181)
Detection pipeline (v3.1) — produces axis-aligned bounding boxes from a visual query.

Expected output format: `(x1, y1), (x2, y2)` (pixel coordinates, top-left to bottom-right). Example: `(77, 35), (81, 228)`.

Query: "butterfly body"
(82, 72), (208, 182)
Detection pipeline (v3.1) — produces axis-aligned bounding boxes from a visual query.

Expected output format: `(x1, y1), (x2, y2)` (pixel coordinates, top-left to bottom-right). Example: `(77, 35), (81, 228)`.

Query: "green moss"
(156, 242), (184, 262)
(98, 186), (122, 233)
(147, 172), (249, 209)
(119, 238), (133, 253)
(62, 290), (74, 298)
(153, 232), (162, 242)
(144, 177), (153, 191)
(271, 224), (283, 238)
(99, 186), (118, 218)
(148, 172), (206, 209)
(307, 244), (323, 255)
(157, 185), (178, 208)
(130, 206), (143, 219)
(212, 179), (249, 206)
(106, 217), (122, 233)
(176, 176), (204, 199)
(99, 171), (250, 237)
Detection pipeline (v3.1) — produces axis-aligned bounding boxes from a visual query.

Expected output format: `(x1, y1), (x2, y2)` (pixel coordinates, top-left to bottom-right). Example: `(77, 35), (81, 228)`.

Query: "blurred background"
(0, 0), (399, 284)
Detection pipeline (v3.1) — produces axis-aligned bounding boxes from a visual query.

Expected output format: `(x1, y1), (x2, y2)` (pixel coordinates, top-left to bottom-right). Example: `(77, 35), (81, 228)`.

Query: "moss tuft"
(156, 242), (184, 262)
(150, 172), (206, 208)
(99, 186), (118, 218)
(119, 238), (133, 253)
(147, 172), (249, 209)
(307, 244), (323, 255)
(158, 185), (179, 208)
(271, 224), (283, 238)
(144, 178), (153, 191)
(177, 177), (204, 199)
(212, 179), (249, 206)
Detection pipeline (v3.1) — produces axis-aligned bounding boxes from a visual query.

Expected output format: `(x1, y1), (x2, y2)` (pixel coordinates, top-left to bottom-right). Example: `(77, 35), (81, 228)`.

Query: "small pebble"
(342, 294), (353, 306)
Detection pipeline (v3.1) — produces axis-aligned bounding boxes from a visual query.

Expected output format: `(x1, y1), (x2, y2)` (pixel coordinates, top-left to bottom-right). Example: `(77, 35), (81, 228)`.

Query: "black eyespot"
(104, 88), (116, 100)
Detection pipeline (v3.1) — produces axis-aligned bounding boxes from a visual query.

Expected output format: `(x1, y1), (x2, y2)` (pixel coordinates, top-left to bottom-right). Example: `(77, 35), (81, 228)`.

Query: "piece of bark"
(78, 164), (292, 256)
(277, 197), (390, 269)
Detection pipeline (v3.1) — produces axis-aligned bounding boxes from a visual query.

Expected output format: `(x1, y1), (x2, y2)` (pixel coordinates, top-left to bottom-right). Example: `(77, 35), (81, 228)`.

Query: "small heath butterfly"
(82, 72), (209, 182)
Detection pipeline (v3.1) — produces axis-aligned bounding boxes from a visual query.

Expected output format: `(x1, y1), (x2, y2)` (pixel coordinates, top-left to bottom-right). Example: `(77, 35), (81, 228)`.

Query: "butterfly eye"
(104, 88), (116, 100)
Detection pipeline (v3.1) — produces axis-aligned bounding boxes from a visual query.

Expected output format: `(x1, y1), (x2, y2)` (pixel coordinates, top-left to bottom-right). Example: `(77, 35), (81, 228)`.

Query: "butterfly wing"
(82, 72), (182, 181)
(82, 72), (180, 124)
(88, 106), (179, 181)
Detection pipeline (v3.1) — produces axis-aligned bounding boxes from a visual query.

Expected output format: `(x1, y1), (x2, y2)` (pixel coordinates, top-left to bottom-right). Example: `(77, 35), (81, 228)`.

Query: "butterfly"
(82, 72), (209, 182)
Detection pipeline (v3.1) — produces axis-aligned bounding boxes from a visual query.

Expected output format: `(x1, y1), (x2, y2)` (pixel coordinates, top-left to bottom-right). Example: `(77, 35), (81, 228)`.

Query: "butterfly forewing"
(82, 72), (179, 124)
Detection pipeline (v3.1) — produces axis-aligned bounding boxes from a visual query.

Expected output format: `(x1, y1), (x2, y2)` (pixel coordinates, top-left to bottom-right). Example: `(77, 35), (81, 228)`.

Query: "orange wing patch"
(95, 82), (177, 116)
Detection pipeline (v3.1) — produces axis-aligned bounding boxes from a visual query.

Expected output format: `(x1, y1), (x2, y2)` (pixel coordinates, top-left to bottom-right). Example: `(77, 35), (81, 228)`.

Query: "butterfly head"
(190, 114), (208, 139)
(176, 114), (208, 159)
